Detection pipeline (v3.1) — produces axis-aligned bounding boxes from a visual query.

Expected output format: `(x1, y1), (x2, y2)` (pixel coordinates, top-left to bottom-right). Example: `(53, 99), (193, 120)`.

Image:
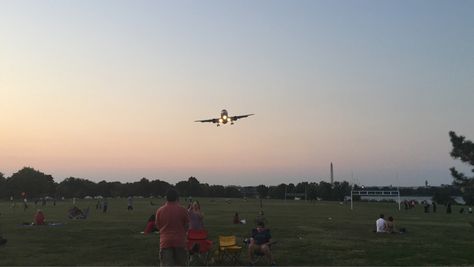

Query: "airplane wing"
(195, 118), (219, 123)
(231, 114), (254, 121)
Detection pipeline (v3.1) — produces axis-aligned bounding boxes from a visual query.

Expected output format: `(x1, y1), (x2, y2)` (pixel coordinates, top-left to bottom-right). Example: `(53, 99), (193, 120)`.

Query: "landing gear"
(217, 124), (220, 127)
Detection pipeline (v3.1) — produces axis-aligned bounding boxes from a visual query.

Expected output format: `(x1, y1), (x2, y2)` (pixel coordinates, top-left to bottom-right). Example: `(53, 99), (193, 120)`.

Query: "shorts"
(159, 247), (188, 266)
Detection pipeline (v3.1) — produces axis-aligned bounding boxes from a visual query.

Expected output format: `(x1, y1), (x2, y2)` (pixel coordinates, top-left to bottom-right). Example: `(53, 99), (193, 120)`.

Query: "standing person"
(127, 196), (134, 211)
(188, 201), (204, 230)
(424, 203), (430, 213)
(23, 198), (28, 211)
(376, 214), (387, 233)
(155, 189), (189, 266)
(432, 202), (437, 213)
(10, 196), (15, 208)
(446, 202), (452, 214)
(103, 198), (108, 213)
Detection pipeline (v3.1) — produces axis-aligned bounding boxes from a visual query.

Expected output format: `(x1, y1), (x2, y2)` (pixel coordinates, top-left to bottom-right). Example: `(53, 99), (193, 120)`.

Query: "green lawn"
(0, 198), (473, 266)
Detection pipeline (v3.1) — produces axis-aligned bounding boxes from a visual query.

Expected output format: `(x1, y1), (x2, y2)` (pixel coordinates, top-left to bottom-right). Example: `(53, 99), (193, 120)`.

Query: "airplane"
(195, 109), (254, 126)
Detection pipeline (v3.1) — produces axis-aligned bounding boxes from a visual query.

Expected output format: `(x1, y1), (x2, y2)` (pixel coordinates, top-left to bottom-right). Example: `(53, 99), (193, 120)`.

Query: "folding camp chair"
(187, 229), (213, 266)
(218, 235), (242, 265)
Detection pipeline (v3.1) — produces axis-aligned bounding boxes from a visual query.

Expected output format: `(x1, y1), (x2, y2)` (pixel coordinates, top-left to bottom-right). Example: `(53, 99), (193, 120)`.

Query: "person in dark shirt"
(248, 221), (275, 265)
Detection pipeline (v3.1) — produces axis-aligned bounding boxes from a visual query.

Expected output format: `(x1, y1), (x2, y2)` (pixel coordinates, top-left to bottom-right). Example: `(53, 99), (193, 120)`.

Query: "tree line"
(0, 167), (463, 203)
(0, 167), (351, 200)
(1, 131), (472, 204)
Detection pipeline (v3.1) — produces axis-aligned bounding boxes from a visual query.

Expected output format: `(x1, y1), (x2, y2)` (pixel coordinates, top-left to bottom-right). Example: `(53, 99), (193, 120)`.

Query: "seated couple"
(376, 214), (402, 233)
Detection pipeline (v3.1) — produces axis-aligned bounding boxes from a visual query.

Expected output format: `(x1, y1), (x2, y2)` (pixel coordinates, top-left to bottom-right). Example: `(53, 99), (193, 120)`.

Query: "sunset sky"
(1, 0), (473, 186)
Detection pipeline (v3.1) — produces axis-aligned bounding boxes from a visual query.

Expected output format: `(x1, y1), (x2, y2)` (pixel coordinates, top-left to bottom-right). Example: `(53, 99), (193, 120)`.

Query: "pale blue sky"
(1, 0), (473, 186)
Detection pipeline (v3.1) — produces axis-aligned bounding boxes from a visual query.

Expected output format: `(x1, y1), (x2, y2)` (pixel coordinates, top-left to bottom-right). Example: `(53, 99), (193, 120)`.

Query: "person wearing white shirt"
(376, 214), (387, 233)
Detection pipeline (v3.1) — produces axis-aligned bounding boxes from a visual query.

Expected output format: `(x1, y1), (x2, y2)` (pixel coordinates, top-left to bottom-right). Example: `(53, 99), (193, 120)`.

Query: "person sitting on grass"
(376, 214), (387, 233)
(233, 212), (241, 224)
(386, 216), (395, 233)
(142, 214), (158, 234)
(248, 221), (275, 266)
(34, 209), (45, 225)
(68, 206), (89, 219)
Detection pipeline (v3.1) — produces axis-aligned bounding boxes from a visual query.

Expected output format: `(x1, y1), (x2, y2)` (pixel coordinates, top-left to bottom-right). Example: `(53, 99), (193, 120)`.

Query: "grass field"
(0, 198), (473, 266)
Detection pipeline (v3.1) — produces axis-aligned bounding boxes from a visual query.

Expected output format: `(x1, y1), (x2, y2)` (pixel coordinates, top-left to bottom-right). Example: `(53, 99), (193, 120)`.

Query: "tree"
(209, 185), (226, 197)
(295, 182), (309, 196)
(267, 184), (287, 199)
(175, 180), (189, 197)
(187, 177), (202, 197)
(449, 131), (474, 205)
(224, 186), (242, 198)
(96, 180), (111, 197)
(256, 185), (269, 198)
(149, 179), (171, 197)
(317, 181), (332, 200)
(137, 178), (151, 196)
(306, 182), (318, 200)
(0, 172), (6, 198)
(432, 187), (454, 205)
(57, 177), (97, 198)
(332, 181), (351, 201)
(174, 177), (200, 197)
(7, 167), (56, 198)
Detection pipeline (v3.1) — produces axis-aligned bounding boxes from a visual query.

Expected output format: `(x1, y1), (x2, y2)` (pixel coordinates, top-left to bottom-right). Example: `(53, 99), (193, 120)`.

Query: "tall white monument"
(330, 162), (334, 185)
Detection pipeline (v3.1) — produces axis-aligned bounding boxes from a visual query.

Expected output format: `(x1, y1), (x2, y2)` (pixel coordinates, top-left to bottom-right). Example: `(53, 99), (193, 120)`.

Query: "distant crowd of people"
(403, 199), (473, 214)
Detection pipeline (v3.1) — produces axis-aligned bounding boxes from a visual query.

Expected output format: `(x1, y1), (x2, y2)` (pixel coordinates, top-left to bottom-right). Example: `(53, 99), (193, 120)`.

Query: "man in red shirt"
(155, 189), (189, 266)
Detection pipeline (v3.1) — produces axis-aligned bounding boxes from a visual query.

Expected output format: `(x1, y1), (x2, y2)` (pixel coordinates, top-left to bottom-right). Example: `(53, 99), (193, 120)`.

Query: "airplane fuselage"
(219, 109), (232, 125)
